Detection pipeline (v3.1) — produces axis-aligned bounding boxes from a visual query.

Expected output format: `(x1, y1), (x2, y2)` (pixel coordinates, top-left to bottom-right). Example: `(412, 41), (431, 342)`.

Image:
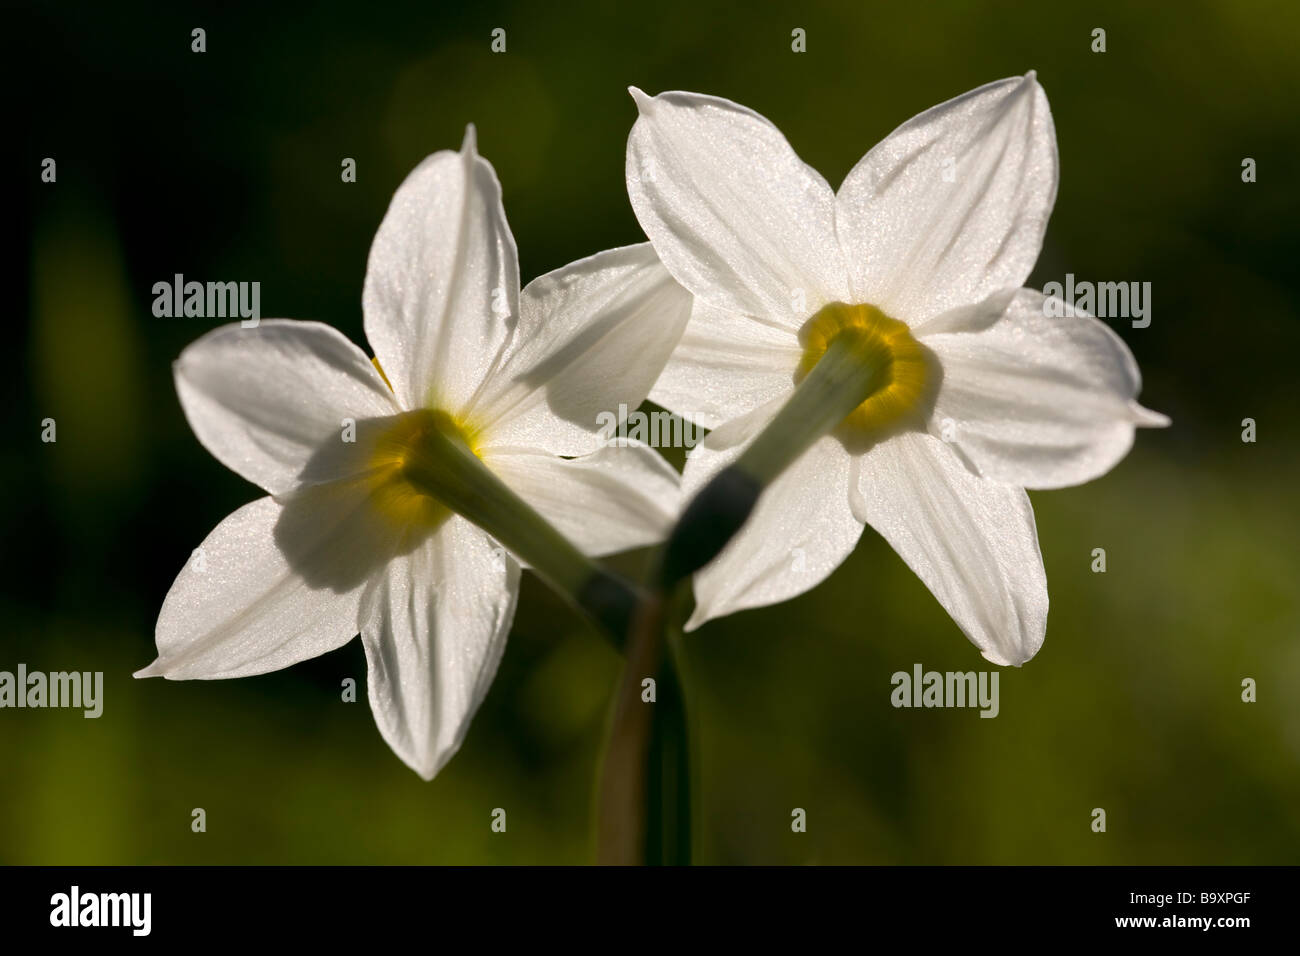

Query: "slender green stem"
(593, 328), (890, 864)
(645, 596), (692, 864)
(595, 593), (666, 863)
(403, 414), (639, 645)
(734, 326), (890, 484)
(659, 328), (890, 588)
(595, 583), (693, 865)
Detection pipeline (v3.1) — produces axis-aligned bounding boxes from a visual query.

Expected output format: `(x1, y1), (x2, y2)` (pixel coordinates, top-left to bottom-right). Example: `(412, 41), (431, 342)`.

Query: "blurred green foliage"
(5, 0), (1297, 863)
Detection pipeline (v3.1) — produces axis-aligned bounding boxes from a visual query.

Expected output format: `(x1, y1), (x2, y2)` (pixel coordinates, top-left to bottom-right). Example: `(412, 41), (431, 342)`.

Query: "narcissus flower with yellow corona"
(628, 75), (1168, 665)
(138, 129), (691, 779)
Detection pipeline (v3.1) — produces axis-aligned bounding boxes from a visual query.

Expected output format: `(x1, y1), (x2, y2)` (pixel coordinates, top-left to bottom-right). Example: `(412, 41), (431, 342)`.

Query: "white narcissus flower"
(627, 75), (1169, 666)
(138, 128), (692, 779)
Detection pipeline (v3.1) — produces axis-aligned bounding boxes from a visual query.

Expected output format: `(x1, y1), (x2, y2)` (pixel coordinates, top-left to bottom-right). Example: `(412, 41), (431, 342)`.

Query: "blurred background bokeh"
(6, 0), (1298, 863)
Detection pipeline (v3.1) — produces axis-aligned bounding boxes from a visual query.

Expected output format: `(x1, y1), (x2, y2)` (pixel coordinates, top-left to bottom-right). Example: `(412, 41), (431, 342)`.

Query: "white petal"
(626, 89), (850, 323)
(851, 431), (1047, 666)
(922, 288), (1169, 489)
(648, 298), (802, 430)
(482, 443), (681, 557)
(361, 517), (520, 780)
(137, 490), (397, 680)
(836, 73), (1057, 326)
(363, 127), (520, 412)
(469, 244), (693, 456)
(685, 427), (863, 630)
(175, 320), (400, 495)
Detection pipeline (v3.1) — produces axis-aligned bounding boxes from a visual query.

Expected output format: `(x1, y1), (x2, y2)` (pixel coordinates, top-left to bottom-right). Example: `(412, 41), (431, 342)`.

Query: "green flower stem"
(595, 586), (693, 865)
(403, 417), (639, 647)
(658, 327), (890, 588)
(595, 593), (664, 864)
(591, 327), (890, 864)
(645, 604), (692, 864)
(735, 326), (890, 484)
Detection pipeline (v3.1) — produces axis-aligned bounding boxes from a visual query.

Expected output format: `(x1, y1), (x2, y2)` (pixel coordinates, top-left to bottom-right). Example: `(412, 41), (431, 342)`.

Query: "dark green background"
(6, 0), (1297, 863)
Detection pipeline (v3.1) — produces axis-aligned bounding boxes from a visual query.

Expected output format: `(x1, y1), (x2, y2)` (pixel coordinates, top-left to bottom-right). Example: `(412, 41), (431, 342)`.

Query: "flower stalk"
(595, 587), (692, 865)
(595, 330), (889, 865)
(658, 327), (891, 589)
(402, 413), (641, 646)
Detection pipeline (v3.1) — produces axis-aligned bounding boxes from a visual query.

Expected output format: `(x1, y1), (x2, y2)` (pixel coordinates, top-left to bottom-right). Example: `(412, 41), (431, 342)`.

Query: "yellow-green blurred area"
(5, 0), (1298, 863)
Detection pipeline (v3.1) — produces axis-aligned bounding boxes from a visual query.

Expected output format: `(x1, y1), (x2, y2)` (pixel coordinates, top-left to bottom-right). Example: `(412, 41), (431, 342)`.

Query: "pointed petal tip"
(460, 123), (478, 156)
(628, 86), (653, 111)
(1013, 70), (1042, 98)
(993, 71), (1041, 104)
(1131, 403), (1171, 428)
(982, 632), (1041, 668)
(1016, 70), (1042, 94)
(133, 661), (163, 679)
(397, 745), (446, 782)
(982, 647), (1029, 669)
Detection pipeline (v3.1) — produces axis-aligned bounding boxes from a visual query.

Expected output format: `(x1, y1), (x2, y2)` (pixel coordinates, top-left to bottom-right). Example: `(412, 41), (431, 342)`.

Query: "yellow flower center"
(796, 302), (935, 439)
(365, 408), (481, 534)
